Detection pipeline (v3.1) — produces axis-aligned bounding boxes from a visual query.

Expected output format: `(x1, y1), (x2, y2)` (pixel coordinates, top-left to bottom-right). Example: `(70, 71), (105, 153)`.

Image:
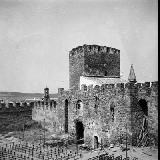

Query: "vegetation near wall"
(0, 112), (42, 134)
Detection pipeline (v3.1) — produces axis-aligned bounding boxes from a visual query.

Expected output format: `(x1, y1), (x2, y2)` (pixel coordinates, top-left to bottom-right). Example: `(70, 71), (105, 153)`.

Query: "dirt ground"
(0, 131), (158, 160)
(80, 146), (158, 160)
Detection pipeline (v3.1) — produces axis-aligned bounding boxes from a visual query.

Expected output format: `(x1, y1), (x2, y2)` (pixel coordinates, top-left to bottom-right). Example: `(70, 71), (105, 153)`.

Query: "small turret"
(128, 64), (136, 83)
(44, 86), (50, 105)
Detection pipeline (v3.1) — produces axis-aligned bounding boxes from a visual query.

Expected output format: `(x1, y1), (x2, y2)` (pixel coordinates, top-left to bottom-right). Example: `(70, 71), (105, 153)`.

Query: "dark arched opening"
(139, 99), (148, 116)
(54, 101), (57, 108)
(110, 102), (115, 122)
(65, 99), (68, 133)
(139, 99), (148, 133)
(76, 100), (82, 110)
(76, 120), (84, 144)
(94, 136), (99, 149)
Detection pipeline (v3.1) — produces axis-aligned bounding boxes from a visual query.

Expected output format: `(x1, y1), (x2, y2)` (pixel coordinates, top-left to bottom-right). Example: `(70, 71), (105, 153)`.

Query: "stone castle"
(32, 44), (158, 148)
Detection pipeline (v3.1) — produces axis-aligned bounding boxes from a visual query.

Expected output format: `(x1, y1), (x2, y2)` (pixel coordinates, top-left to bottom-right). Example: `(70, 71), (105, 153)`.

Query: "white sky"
(0, 0), (158, 93)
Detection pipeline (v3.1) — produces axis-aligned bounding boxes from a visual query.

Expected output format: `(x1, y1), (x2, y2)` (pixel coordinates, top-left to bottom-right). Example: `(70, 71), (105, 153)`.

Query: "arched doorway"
(75, 120), (84, 144)
(139, 99), (148, 116)
(65, 99), (68, 133)
(138, 99), (148, 130)
(94, 136), (99, 149)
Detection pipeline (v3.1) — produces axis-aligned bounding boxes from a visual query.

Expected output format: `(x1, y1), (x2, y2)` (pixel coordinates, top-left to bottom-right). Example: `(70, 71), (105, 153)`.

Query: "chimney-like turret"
(128, 64), (136, 83)
(44, 86), (50, 105)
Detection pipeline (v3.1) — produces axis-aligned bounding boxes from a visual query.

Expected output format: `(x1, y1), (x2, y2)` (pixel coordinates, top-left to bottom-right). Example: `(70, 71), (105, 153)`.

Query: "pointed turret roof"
(44, 84), (49, 90)
(128, 64), (136, 83)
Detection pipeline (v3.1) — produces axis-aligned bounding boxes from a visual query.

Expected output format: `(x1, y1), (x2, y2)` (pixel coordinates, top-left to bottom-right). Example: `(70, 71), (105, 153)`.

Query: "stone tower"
(69, 44), (120, 90)
(44, 87), (50, 105)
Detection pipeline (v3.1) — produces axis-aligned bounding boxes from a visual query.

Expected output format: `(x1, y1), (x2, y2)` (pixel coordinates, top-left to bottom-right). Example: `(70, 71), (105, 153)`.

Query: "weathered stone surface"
(33, 44), (158, 148)
(32, 81), (158, 147)
(69, 45), (120, 90)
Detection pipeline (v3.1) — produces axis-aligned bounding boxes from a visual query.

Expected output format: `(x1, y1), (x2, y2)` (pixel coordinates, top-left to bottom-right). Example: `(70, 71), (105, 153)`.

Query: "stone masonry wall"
(32, 81), (158, 147)
(84, 45), (120, 77)
(58, 81), (158, 147)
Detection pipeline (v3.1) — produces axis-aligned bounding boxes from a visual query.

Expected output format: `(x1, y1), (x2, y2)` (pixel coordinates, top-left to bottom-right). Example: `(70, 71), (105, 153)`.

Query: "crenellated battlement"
(79, 81), (158, 96)
(0, 101), (33, 113)
(135, 81), (158, 92)
(151, 81), (158, 91)
(56, 81), (158, 99)
(58, 88), (64, 95)
(69, 44), (120, 57)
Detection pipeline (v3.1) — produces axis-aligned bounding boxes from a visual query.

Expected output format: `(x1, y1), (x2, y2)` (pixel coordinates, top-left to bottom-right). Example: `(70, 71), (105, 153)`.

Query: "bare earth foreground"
(0, 129), (158, 160)
(79, 147), (158, 160)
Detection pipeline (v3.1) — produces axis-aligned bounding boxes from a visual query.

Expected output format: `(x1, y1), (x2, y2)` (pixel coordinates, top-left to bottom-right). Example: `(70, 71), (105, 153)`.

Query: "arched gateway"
(94, 136), (99, 149)
(75, 120), (84, 144)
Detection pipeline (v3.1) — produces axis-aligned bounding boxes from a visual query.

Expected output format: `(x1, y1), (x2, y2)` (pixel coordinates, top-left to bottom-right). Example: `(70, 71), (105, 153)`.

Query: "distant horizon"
(0, 0), (158, 93)
(0, 74), (158, 94)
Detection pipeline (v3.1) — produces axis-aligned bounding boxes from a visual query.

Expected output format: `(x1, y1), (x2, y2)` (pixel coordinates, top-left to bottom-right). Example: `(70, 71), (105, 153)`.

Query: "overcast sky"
(0, 0), (158, 93)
